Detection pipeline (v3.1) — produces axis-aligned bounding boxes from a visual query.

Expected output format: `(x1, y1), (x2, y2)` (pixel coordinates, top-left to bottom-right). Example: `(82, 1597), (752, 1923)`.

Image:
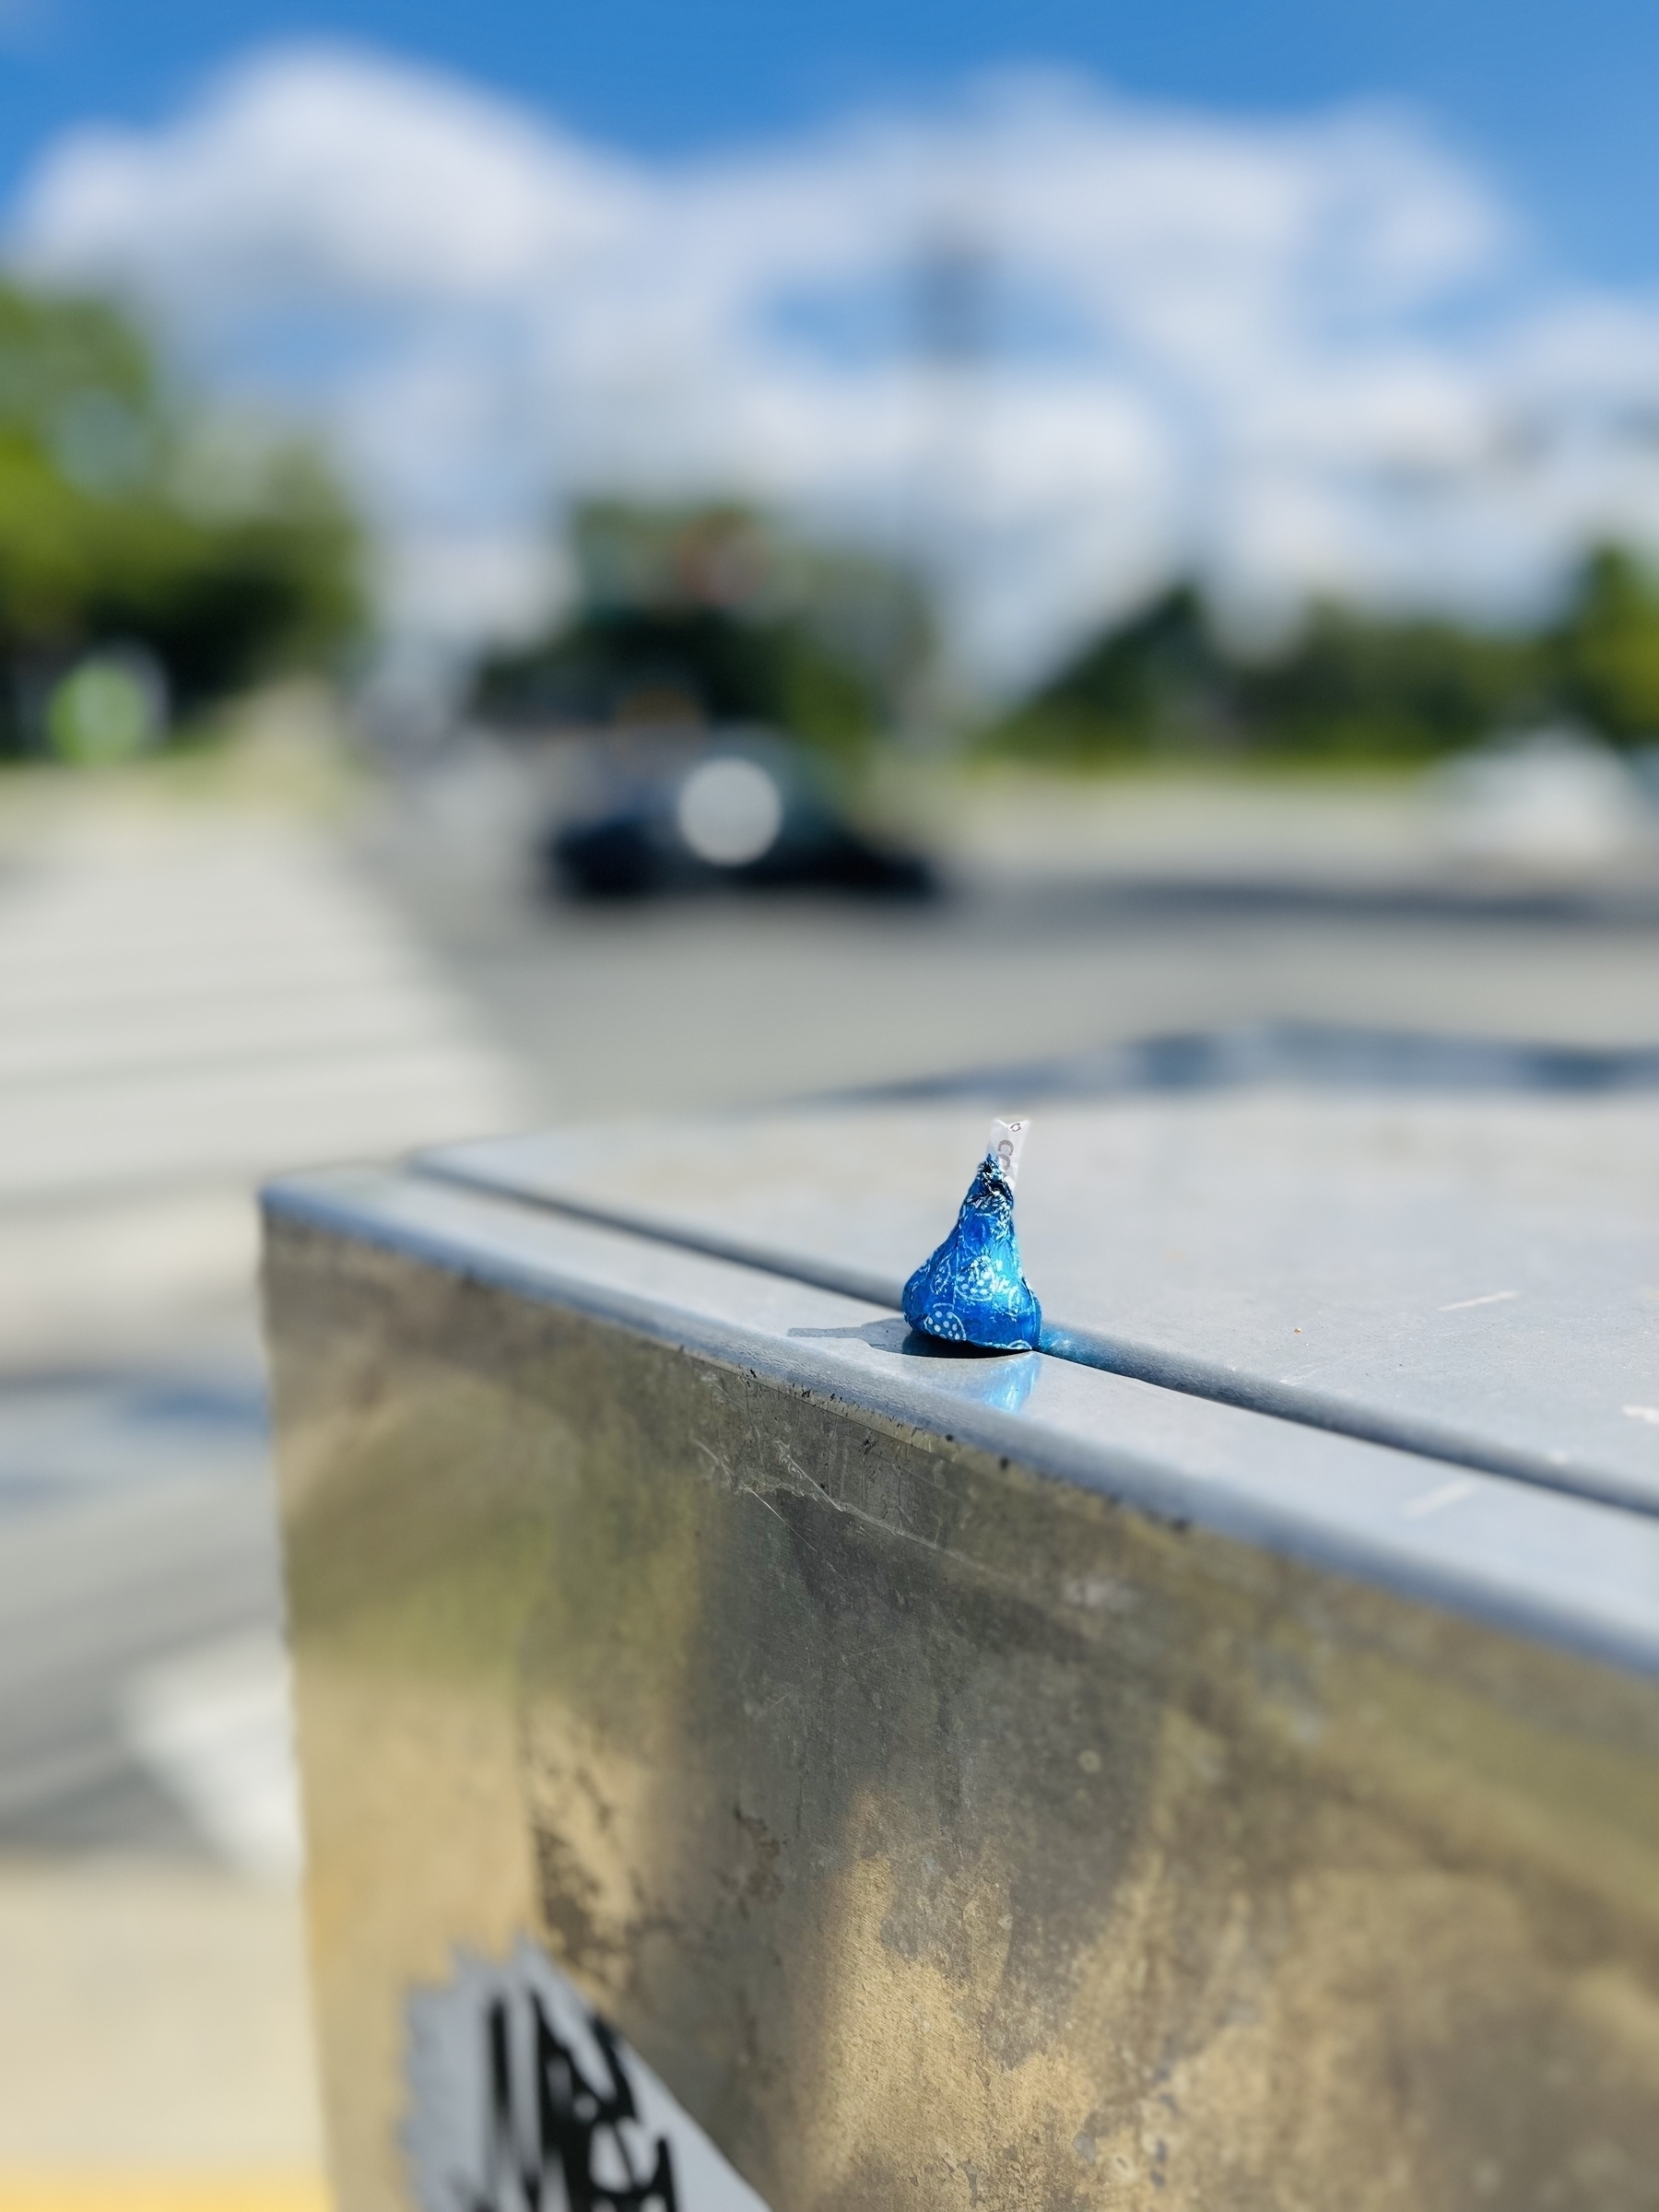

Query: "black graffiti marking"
(468, 1989), (679, 2212)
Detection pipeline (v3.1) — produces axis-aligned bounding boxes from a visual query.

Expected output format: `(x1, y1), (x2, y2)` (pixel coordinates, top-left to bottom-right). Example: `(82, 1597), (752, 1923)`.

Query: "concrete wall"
(265, 1208), (1659, 2212)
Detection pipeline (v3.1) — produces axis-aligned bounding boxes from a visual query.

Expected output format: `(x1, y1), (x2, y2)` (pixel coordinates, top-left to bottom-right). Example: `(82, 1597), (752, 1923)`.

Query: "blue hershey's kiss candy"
(902, 1128), (1041, 1352)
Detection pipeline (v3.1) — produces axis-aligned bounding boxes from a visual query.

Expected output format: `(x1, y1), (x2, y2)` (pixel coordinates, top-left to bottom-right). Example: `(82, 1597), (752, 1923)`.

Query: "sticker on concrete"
(405, 1935), (772, 2211)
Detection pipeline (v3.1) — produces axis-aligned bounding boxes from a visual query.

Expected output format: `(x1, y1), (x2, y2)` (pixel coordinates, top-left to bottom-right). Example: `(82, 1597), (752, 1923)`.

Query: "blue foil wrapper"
(902, 1154), (1042, 1351)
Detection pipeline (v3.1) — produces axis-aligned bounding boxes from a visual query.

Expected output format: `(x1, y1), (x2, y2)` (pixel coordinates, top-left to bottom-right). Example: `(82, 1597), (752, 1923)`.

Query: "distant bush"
(473, 500), (933, 763)
(1552, 547), (1659, 741)
(1230, 607), (1542, 759)
(990, 548), (1659, 764)
(0, 280), (365, 754)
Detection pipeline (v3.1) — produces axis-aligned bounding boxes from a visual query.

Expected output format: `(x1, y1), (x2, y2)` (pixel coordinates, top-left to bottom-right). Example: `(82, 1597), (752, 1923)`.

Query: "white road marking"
(121, 1630), (303, 1879)
(0, 804), (533, 1363)
(1439, 1290), (1517, 1312)
(1623, 1405), (1659, 1426)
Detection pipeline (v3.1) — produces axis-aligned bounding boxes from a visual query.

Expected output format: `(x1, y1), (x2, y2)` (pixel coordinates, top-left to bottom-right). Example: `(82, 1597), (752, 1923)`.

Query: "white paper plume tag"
(987, 1117), (1030, 1188)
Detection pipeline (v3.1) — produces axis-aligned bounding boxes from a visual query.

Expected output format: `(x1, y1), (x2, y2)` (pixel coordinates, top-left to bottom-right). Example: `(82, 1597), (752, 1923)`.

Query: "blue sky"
(4, 0), (1658, 281)
(8, 8), (1659, 675)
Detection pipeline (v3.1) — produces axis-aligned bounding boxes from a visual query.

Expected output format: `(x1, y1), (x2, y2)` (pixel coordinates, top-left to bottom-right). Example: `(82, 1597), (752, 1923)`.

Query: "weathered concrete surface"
(266, 1213), (1659, 2212)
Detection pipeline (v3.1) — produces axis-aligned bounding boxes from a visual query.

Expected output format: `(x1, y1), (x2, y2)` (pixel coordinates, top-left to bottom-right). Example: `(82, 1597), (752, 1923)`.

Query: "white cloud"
(12, 42), (1659, 688)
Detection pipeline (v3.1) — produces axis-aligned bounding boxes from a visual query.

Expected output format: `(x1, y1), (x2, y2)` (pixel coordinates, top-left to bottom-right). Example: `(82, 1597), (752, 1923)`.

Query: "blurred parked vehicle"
(545, 726), (934, 900)
(1430, 724), (1656, 872)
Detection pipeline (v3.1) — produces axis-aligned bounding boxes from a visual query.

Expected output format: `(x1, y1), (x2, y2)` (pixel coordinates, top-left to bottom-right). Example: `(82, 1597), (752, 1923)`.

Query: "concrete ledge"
(265, 1176), (1659, 2212)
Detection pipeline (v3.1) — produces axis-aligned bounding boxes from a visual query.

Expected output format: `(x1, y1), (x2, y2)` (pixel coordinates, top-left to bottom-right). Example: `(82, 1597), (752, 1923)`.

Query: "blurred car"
(544, 726), (935, 900)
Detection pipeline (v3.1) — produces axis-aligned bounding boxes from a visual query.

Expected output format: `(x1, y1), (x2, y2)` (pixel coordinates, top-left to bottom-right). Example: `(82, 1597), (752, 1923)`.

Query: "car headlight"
(676, 757), (785, 866)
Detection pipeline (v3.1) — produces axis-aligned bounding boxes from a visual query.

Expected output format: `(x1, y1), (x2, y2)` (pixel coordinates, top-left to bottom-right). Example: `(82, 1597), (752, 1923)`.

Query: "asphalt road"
(364, 744), (1659, 1122)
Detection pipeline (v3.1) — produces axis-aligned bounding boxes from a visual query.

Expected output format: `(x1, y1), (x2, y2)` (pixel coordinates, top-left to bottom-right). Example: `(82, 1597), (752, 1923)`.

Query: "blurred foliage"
(0, 280), (365, 755)
(1554, 546), (1659, 739)
(993, 547), (1659, 763)
(46, 651), (163, 764)
(1231, 607), (1542, 759)
(473, 500), (933, 761)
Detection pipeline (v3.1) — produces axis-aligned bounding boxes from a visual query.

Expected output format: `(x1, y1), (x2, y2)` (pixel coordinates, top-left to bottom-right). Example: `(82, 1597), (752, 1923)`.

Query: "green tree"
(990, 586), (1230, 760)
(474, 501), (932, 762)
(992, 580), (1559, 763)
(0, 280), (365, 753)
(1232, 606), (1538, 758)
(1550, 546), (1659, 741)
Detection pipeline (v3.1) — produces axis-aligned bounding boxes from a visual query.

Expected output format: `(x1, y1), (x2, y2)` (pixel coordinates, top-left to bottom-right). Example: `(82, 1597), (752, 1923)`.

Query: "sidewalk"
(0, 1861), (326, 2212)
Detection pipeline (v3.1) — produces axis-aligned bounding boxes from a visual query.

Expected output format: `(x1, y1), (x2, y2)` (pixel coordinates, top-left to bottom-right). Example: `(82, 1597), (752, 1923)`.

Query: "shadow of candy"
(787, 1318), (1039, 1413)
